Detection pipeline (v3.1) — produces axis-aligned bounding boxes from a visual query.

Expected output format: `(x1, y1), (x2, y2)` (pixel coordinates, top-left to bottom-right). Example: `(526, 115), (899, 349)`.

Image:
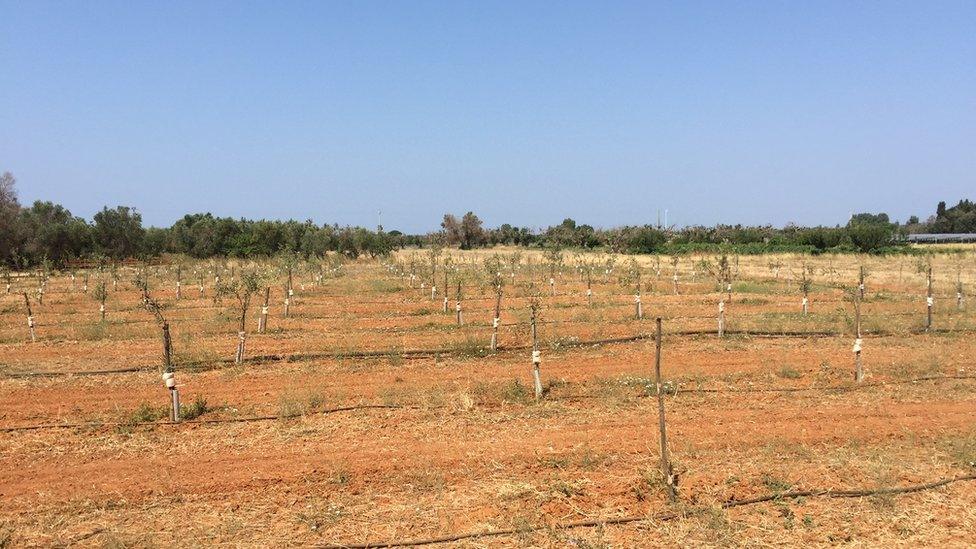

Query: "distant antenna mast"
(377, 210), (382, 232)
(664, 209), (669, 229)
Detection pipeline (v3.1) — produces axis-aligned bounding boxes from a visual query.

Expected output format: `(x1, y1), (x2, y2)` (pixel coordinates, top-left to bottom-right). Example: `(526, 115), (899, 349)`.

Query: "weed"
(116, 402), (168, 433)
(546, 478), (584, 498)
(449, 335), (488, 358)
(946, 431), (976, 468)
(501, 379), (533, 404)
(278, 389), (327, 418)
(181, 395), (209, 420)
(776, 365), (802, 379)
(776, 501), (796, 529)
(538, 455), (569, 470)
(330, 469), (351, 486)
(761, 473), (792, 494)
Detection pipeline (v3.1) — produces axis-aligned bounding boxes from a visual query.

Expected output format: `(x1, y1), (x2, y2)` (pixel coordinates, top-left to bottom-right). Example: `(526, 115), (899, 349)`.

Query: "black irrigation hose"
(6, 326), (976, 379)
(0, 333), (654, 378)
(4, 374), (974, 433)
(0, 404), (403, 433)
(676, 374), (976, 394)
(317, 474), (976, 548)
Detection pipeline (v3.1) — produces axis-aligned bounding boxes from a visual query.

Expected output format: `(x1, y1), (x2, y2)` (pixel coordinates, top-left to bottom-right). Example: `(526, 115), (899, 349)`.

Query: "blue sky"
(2, 1), (974, 233)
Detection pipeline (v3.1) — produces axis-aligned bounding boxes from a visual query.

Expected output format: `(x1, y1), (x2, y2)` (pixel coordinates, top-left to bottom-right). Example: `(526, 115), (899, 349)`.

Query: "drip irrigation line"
(316, 474), (976, 548)
(0, 403), (403, 433)
(4, 374), (973, 433)
(6, 325), (976, 379)
(0, 333), (652, 378)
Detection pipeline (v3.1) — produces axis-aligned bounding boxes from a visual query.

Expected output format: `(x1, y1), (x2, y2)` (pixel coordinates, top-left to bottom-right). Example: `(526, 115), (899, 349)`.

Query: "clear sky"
(2, 1), (974, 233)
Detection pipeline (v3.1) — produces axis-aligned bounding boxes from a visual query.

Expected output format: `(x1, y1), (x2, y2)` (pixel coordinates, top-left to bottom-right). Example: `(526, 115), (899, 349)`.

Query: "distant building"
(907, 233), (976, 243)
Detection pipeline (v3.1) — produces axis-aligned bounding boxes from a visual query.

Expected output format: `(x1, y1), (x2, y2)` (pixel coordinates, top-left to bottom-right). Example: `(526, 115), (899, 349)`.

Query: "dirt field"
(1, 250), (975, 547)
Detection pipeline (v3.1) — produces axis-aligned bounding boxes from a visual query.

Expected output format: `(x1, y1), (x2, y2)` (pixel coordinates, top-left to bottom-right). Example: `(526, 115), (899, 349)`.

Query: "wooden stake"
(23, 292), (36, 343)
(258, 287), (270, 334)
(654, 318), (677, 503)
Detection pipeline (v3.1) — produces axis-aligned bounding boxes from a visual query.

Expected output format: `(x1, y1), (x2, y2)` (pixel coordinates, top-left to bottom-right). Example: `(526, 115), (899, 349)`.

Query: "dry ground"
(1, 250), (975, 547)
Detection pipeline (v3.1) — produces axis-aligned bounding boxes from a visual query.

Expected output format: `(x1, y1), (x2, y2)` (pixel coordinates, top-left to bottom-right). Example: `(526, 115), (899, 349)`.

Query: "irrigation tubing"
(0, 333), (653, 378)
(6, 326), (976, 379)
(316, 474), (976, 548)
(0, 403), (403, 433)
(4, 374), (974, 433)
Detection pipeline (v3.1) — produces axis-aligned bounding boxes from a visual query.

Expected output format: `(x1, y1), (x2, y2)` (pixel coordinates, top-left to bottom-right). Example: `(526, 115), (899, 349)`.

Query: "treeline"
(1, 170), (970, 269)
(0, 172), (401, 268)
(440, 212), (905, 255)
(910, 200), (976, 234)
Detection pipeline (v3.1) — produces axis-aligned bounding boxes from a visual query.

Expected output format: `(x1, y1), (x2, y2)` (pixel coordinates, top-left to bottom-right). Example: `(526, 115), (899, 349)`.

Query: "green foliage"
(622, 225), (666, 253)
(929, 199), (976, 233)
(0, 168), (965, 268)
(180, 395), (210, 420)
(93, 206), (145, 260)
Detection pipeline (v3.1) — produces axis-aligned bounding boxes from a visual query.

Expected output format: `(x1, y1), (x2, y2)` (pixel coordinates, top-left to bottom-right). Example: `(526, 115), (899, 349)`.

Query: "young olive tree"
(23, 292), (36, 342)
(278, 252), (299, 318)
(484, 255), (504, 351)
(427, 245), (442, 299)
(956, 263), (965, 310)
(507, 250), (523, 285)
(543, 248), (562, 296)
(669, 255), (680, 295)
(697, 252), (733, 302)
(623, 258), (644, 320)
(916, 256), (934, 330)
(136, 278), (173, 373)
(217, 270), (264, 364)
(93, 279), (108, 321)
(2, 266), (11, 294)
(799, 264), (813, 314)
(528, 287), (544, 401)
